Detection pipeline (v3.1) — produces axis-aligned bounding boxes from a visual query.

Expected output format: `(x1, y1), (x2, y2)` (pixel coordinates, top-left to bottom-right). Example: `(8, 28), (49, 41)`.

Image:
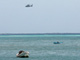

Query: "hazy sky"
(0, 0), (80, 33)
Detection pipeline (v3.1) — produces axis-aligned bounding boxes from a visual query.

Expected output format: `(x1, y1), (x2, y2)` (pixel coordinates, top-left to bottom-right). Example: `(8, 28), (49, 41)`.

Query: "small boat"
(16, 50), (29, 58)
(53, 41), (60, 44)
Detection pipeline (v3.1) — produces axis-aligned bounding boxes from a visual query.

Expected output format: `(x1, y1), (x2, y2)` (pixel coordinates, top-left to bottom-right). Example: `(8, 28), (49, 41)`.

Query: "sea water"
(0, 34), (80, 60)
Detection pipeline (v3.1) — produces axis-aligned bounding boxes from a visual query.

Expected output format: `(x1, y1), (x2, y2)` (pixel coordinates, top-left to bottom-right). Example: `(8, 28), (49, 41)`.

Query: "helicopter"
(25, 4), (33, 7)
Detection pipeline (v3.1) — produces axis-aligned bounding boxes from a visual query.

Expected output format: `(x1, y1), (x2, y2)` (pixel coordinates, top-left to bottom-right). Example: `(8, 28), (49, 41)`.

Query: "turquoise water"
(0, 35), (80, 60)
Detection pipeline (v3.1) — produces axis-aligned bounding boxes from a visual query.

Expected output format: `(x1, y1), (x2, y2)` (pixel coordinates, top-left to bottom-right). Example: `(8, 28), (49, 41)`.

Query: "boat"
(16, 50), (29, 58)
(53, 41), (60, 44)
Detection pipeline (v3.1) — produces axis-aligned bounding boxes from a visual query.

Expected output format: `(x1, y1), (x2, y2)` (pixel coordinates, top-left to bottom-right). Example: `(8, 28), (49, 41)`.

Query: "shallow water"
(0, 35), (80, 60)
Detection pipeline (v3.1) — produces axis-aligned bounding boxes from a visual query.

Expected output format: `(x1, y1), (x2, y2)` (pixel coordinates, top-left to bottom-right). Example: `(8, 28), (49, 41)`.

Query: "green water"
(0, 34), (80, 60)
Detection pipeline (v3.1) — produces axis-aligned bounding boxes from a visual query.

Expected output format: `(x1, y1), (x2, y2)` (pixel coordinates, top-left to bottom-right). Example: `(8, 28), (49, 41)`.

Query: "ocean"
(0, 34), (80, 60)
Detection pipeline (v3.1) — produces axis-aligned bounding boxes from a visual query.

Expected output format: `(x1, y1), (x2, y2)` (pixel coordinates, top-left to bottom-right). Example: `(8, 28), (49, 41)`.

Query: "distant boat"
(25, 4), (33, 7)
(53, 41), (63, 44)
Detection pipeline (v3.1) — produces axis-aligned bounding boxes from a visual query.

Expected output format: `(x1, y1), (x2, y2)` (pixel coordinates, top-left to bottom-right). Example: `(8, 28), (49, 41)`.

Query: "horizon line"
(0, 33), (80, 35)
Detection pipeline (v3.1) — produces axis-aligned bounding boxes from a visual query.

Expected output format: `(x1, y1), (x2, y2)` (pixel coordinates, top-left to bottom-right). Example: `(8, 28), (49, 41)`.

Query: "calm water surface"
(0, 35), (80, 60)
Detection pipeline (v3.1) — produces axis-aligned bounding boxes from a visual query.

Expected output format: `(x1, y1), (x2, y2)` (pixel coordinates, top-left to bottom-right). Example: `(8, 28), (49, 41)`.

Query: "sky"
(0, 0), (80, 33)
